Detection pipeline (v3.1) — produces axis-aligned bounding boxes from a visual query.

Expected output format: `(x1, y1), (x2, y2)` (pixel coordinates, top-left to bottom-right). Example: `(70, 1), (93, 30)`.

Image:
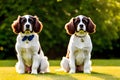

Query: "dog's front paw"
(17, 70), (25, 74)
(16, 68), (25, 74)
(40, 71), (45, 74)
(84, 70), (91, 74)
(31, 70), (37, 74)
(69, 69), (75, 74)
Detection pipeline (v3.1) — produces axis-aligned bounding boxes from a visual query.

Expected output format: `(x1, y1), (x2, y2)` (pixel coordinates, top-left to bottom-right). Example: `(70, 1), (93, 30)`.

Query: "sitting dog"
(60, 15), (96, 73)
(11, 15), (49, 74)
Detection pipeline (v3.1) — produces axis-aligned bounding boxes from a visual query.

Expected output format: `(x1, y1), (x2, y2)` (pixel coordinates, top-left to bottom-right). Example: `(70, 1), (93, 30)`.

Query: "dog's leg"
(69, 52), (76, 74)
(83, 48), (92, 73)
(40, 56), (49, 73)
(83, 57), (91, 73)
(60, 57), (70, 72)
(31, 54), (39, 74)
(15, 54), (25, 74)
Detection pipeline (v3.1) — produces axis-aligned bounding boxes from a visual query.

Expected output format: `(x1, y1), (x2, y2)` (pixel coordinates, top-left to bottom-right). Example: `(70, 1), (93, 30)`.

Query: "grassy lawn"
(0, 59), (120, 80)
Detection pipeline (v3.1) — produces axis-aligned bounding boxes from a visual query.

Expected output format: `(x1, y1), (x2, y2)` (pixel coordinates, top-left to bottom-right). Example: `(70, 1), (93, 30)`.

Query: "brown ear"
(11, 16), (21, 34)
(33, 16), (43, 33)
(86, 17), (96, 33)
(65, 18), (75, 35)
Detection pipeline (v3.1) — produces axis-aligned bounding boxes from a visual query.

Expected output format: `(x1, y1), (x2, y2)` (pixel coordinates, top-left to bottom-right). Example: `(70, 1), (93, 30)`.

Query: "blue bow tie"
(22, 35), (34, 41)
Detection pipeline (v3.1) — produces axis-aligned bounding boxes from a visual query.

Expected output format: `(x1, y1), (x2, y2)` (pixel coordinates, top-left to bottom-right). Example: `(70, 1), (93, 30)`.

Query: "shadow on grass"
(91, 71), (119, 80)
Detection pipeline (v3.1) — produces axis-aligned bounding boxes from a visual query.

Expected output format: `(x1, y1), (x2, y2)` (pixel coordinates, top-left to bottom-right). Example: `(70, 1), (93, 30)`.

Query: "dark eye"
(21, 18), (26, 24)
(82, 19), (88, 24)
(28, 18), (34, 23)
(74, 18), (80, 24)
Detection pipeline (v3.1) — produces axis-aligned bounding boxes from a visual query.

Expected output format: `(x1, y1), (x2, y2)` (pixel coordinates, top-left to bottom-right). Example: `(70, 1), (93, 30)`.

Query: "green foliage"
(0, 0), (120, 59)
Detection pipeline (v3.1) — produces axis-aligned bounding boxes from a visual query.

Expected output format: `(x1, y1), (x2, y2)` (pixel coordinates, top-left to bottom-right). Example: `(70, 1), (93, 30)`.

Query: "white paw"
(40, 71), (45, 74)
(16, 69), (25, 74)
(84, 70), (91, 74)
(31, 70), (37, 74)
(18, 71), (25, 74)
(69, 69), (75, 74)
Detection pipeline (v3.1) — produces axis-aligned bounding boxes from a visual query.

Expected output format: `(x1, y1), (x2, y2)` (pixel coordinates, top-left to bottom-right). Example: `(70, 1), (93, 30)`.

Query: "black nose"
(26, 24), (30, 28)
(79, 24), (83, 28)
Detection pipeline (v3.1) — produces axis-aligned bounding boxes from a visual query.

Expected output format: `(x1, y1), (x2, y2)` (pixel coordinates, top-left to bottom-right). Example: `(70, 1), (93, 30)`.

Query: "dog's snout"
(26, 24), (30, 28)
(79, 24), (83, 28)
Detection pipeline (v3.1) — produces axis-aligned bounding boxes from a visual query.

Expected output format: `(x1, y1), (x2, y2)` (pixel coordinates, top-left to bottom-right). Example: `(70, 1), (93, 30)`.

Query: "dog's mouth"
(25, 31), (30, 34)
(76, 28), (86, 32)
(77, 30), (86, 34)
(80, 29), (85, 32)
(24, 29), (32, 34)
(75, 29), (87, 37)
(24, 28), (33, 34)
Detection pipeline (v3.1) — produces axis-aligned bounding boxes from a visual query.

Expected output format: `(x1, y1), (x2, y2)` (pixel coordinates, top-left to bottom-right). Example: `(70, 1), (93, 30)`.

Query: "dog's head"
(65, 15), (96, 35)
(11, 15), (43, 34)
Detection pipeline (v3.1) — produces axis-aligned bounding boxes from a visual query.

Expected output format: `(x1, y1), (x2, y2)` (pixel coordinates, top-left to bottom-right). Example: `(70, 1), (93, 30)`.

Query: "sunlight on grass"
(0, 60), (120, 80)
(0, 66), (120, 80)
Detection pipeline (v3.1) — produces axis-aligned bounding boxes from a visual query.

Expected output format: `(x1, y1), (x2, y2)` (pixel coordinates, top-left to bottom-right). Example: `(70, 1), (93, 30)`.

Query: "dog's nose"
(26, 24), (30, 28)
(79, 24), (83, 28)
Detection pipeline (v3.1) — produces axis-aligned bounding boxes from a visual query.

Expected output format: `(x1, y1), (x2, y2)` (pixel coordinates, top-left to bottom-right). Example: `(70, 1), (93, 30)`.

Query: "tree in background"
(0, 0), (120, 59)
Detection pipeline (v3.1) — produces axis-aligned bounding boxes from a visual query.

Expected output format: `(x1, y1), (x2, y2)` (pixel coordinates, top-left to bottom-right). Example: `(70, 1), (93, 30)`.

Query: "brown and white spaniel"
(11, 15), (49, 74)
(60, 15), (96, 73)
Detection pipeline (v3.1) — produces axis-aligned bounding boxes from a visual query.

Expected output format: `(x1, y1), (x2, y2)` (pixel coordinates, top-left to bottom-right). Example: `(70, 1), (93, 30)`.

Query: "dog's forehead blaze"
(78, 15), (84, 20)
(22, 15), (32, 20)
(20, 15), (35, 25)
(75, 15), (87, 23)
(74, 15), (88, 26)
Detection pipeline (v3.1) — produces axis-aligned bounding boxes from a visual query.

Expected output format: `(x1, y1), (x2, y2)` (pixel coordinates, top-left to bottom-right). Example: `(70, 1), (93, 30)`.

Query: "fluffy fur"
(60, 15), (96, 74)
(11, 15), (49, 74)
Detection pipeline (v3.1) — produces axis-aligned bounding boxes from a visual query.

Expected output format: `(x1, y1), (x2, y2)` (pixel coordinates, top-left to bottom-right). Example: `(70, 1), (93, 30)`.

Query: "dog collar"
(75, 34), (86, 42)
(75, 34), (86, 38)
(22, 35), (34, 41)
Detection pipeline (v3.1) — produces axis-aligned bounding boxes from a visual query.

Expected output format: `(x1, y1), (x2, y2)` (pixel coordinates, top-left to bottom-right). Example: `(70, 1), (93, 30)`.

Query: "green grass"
(0, 59), (120, 80)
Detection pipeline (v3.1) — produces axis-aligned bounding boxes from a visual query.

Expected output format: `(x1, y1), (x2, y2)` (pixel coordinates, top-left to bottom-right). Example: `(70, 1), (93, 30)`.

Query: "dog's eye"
(82, 19), (88, 24)
(28, 18), (34, 23)
(21, 18), (27, 24)
(74, 18), (80, 24)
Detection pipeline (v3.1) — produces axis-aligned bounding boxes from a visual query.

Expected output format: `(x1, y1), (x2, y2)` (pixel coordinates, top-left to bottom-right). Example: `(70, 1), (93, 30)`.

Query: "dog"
(60, 15), (96, 74)
(11, 15), (49, 74)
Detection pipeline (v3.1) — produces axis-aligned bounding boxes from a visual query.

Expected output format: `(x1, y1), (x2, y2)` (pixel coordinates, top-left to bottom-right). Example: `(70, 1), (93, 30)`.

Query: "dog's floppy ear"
(33, 16), (43, 33)
(11, 16), (21, 34)
(86, 17), (96, 33)
(65, 18), (76, 35)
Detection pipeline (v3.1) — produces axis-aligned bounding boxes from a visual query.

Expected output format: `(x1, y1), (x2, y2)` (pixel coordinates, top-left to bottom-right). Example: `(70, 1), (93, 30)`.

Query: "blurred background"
(0, 0), (120, 60)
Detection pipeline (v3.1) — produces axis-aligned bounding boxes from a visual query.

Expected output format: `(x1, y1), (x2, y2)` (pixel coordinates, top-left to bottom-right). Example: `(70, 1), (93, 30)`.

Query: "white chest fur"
(68, 34), (92, 65)
(16, 33), (40, 67)
(21, 48), (32, 66)
(74, 50), (85, 65)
